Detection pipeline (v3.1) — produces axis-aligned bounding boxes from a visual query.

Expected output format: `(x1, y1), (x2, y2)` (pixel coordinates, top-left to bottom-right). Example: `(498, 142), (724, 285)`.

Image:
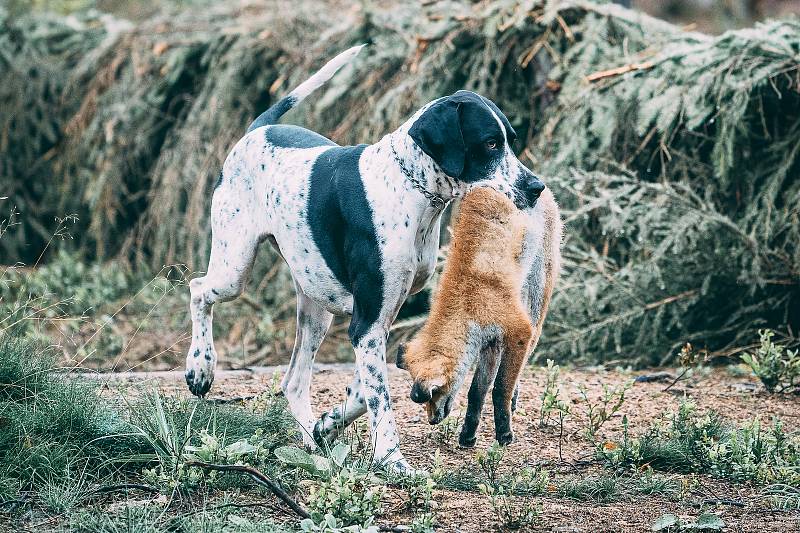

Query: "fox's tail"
(246, 44), (366, 133)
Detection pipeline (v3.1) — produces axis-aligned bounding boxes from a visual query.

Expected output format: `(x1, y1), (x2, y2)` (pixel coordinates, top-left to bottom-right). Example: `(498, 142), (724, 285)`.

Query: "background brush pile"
(2, 0), (798, 367)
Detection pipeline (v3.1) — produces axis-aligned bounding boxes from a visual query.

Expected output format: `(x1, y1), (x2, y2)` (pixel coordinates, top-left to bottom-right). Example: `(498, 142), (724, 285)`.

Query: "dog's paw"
(381, 457), (428, 479)
(312, 418), (329, 448)
(496, 431), (514, 446)
(184, 368), (213, 397)
(185, 343), (216, 397)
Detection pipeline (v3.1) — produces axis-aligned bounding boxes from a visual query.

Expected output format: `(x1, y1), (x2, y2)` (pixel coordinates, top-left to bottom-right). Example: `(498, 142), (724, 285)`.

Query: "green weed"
(538, 359), (570, 427)
(741, 329), (800, 393)
(575, 380), (632, 440)
(600, 401), (800, 486)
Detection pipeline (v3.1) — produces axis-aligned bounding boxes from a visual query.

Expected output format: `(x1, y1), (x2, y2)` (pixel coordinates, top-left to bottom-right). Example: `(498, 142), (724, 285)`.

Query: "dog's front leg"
(351, 325), (418, 475)
(313, 368), (367, 444)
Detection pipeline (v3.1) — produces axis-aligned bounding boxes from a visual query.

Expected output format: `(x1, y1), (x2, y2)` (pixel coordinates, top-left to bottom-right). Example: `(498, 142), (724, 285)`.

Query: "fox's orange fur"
(398, 186), (561, 446)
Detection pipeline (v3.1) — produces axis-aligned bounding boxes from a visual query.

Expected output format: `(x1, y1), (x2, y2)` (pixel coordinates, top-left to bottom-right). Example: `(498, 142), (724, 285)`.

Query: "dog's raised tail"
(246, 44), (366, 133)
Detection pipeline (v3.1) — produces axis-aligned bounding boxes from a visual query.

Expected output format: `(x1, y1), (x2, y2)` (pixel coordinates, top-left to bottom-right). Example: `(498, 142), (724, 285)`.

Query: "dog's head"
(409, 90), (545, 209)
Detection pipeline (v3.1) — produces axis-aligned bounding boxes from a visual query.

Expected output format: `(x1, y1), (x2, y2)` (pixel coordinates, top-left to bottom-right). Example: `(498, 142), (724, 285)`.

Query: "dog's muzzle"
(514, 170), (546, 209)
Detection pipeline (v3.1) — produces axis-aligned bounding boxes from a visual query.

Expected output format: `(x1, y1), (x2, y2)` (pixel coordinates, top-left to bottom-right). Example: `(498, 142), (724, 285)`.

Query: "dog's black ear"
(409, 99), (465, 179)
(395, 343), (408, 370)
(479, 95), (517, 145)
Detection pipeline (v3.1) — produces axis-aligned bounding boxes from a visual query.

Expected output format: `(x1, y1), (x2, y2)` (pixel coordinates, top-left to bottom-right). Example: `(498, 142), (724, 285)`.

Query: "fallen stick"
(585, 60), (655, 82)
(185, 461), (310, 519)
(187, 461), (413, 532)
(88, 483), (161, 497)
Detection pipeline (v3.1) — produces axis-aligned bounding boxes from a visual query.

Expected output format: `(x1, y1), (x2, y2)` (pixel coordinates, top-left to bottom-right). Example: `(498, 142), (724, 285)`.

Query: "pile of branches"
(534, 4), (800, 364)
(3, 0), (798, 365)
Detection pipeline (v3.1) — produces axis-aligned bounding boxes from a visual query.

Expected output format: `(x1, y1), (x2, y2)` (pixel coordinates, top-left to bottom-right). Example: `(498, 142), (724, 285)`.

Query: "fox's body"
(398, 187), (561, 446)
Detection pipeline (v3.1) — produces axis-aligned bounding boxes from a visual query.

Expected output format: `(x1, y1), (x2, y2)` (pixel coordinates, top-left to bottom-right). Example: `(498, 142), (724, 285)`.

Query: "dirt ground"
(99, 364), (800, 533)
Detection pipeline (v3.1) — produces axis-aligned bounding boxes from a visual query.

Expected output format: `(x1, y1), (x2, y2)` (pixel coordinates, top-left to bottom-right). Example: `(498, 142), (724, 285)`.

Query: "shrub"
(306, 468), (385, 528)
(741, 330), (800, 393)
(600, 401), (800, 486)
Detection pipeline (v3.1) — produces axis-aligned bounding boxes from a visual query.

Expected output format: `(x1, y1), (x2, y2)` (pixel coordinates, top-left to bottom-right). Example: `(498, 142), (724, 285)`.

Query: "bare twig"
(662, 367), (689, 392)
(585, 61), (655, 82)
(185, 461), (310, 519)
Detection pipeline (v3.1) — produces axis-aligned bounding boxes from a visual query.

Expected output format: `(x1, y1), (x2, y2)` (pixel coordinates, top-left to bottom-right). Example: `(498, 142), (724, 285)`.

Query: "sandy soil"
(100, 364), (800, 532)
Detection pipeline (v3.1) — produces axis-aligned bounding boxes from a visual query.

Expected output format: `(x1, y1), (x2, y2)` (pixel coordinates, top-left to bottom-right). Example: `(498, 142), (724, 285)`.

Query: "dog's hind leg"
(313, 368), (367, 445)
(459, 343), (501, 448)
(185, 209), (261, 397)
(282, 282), (334, 447)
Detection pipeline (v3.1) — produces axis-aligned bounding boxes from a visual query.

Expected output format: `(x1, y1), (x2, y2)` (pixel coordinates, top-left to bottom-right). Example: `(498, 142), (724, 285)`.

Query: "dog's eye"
(486, 140), (498, 150)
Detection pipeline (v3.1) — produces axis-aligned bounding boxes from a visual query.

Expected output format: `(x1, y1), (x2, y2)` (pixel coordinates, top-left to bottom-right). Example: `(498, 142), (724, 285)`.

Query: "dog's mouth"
(513, 191), (537, 210)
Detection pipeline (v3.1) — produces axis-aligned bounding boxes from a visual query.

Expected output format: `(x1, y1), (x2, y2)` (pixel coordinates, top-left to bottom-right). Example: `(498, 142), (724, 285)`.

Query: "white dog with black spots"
(185, 45), (547, 475)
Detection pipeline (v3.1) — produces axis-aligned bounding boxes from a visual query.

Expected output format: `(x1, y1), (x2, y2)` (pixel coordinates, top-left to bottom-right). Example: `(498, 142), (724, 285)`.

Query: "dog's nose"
(528, 178), (544, 199)
(515, 171), (545, 208)
(525, 175), (545, 199)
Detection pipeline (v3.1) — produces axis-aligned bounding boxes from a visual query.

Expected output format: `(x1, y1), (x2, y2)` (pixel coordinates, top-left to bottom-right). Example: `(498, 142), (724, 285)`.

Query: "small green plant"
(651, 512), (725, 532)
(306, 468), (385, 528)
(558, 474), (619, 502)
(474, 442), (546, 529)
(276, 443), (386, 528)
(431, 414), (461, 446)
(274, 442), (352, 479)
(401, 475), (437, 511)
(476, 442), (505, 487)
(409, 511), (436, 533)
(479, 482), (541, 530)
(576, 380), (632, 439)
(300, 513), (379, 532)
(398, 475), (438, 533)
(741, 330), (800, 393)
(539, 359), (570, 427)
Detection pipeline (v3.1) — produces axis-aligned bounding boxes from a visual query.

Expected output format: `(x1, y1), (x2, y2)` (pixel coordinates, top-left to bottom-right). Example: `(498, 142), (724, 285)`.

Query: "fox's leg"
(511, 385), (520, 413)
(459, 342), (501, 448)
(492, 314), (533, 445)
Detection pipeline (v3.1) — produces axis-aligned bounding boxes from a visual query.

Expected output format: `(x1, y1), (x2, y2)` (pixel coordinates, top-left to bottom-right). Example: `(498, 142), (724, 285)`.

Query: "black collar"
(390, 139), (449, 211)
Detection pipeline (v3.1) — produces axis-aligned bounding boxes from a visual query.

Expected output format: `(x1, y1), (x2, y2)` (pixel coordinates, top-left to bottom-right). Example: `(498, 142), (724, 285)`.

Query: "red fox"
(396, 186), (561, 446)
